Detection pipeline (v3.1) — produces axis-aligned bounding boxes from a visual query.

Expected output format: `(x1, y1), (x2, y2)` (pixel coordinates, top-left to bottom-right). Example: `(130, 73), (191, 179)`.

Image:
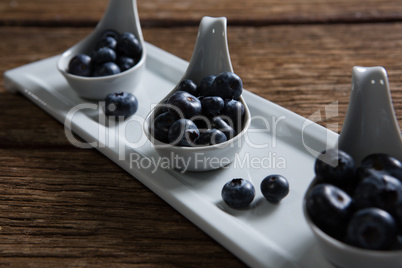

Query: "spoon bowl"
(303, 179), (402, 268)
(144, 16), (251, 172)
(57, 0), (146, 100)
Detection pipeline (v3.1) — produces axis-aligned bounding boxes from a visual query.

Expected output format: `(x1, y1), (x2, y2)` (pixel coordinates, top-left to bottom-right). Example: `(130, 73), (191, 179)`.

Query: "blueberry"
(195, 129), (227, 145)
(212, 116), (236, 140)
(191, 115), (211, 132)
(314, 149), (356, 190)
(305, 183), (354, 238)
(168, 119), (200, 147)
(396, 200), (402, 229)
(94, 62), (121, 76)
(198, 75), (216, 97)
(221, 178), (255, 209)
(116, 56), (136, 72)
(95, 36), (117, 51)
(220, 99), (245, 132)
(68, 54), (93, 77)
(394, 235), (402, 250)
(93, 47), (117, 65)
(260, 175), (289, 203)
(117, 32), (142, 60)
(211, 72), (243, 100)
(166, 91), (202, 119)
(178, 79), (198, 96)
(100, 29), (120, 41)
(346, 208), (397, 250)
(151, 112), (178, 143)
(105, 92), (138, 119)
(361, 153), (402, 182)
(353, 173), (402, 215)
(201, 96), (224, 117)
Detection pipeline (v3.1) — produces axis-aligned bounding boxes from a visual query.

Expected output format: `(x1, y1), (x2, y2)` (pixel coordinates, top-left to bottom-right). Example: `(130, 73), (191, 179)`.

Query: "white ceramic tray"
(4, 42), (339, 268)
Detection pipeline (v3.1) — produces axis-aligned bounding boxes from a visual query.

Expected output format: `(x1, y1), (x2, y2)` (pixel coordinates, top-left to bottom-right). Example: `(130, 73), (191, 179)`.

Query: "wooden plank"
(1, 0), (402, 26)
(0, 148), (245, 267)
(1, 23), (402, 266)
(1, 24), (401, 134)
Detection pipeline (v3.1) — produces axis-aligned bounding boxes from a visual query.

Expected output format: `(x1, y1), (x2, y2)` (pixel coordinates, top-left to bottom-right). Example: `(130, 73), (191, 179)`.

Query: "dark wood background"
(1, 0), (401, 267)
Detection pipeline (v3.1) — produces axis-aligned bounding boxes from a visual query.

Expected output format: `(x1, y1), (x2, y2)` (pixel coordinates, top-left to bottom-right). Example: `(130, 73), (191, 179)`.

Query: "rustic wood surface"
(2, 0), (402, 26)
(1, 0), (402, 267)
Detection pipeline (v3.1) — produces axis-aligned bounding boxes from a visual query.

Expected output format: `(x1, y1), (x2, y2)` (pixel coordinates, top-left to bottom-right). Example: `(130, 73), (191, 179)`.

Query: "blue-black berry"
(211, 72), (243, 100)
(168, 119), (200, 147)
(68, 54), (93, 77)
(195, 129), (227, 145)
(105, 92), (138, 119)
(260, 174), (289, 203)
(94, 62), (121, 77)
(347, 208), (398, 250)
(166, 91), (202, 119)
(67, 30), (140, 77)
(178, 79), (198, 96)
(221, 178), (255, 209)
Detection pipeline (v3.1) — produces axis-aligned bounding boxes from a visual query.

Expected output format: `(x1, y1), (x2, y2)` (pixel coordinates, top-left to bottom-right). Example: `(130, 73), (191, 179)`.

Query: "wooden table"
(1, 0), (401, 267)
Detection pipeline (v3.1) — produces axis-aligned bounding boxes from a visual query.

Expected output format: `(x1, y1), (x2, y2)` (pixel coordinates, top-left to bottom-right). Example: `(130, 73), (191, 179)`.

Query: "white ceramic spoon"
(144, 16), (251, 172)
(303, 66), (402, 268)
(57, 0), (146, 100)
(338, 66), (402, 163)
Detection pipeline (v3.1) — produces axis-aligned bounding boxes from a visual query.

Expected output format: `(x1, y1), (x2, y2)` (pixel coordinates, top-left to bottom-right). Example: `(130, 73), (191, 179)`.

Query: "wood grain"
(2, 24), (401, 134)
(1, 2), (402, 266)
(1, 0), (402, 26)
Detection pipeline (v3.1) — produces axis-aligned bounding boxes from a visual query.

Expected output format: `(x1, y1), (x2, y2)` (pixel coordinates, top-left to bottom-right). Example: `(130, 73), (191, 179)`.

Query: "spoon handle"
(338, 66), (402, 163)
(181, 16), (233, 84)
(97, 0), (144, 41)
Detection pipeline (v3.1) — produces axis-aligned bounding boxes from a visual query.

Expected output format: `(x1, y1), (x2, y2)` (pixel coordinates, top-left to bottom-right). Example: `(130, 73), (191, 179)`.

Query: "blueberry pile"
(306, 149), (402, 250)
(68, 30), (142, 77)
(221, 175), (289, 209)
(151, 72), (245, 146)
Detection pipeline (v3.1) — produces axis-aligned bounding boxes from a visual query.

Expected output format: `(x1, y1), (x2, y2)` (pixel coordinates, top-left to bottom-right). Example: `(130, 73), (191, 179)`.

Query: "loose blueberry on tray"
(221, 178), (255, 209)
(68, 29), (142, 77)
(260, 174), (290, 204)
(104, 91), (138, 119)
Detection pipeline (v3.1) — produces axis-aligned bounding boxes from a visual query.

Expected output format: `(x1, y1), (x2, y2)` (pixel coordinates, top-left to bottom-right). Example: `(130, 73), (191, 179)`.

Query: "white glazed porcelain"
(303, 195), (402, 268)
(303, 66), (402, 268)
(144, 16), (251, 172)
(57, 0), (146, 100)
(338, 66), (402, 163)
